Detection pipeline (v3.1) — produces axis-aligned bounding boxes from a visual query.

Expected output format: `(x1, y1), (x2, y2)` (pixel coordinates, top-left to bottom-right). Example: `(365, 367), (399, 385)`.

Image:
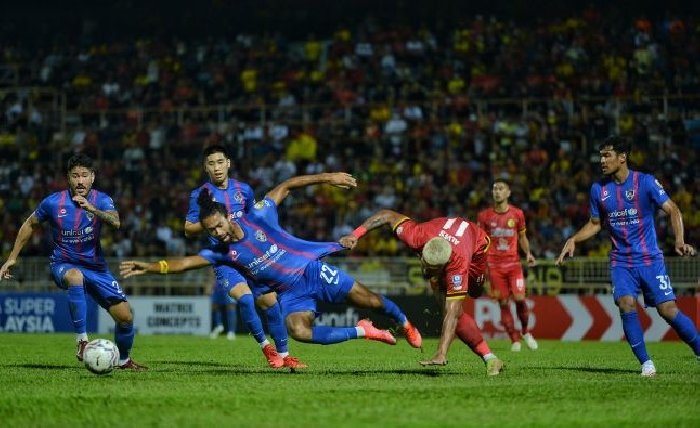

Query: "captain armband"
(159, 260), (169, 274)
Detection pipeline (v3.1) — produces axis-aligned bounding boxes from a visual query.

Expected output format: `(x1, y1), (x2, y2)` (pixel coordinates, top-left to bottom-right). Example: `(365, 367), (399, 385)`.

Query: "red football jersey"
(393, 216), (489, 300)
(477, 205), (526, 265)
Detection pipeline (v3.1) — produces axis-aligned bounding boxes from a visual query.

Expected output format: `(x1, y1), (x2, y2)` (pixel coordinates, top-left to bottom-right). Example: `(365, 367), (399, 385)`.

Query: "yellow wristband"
(159, 260), (169, 274)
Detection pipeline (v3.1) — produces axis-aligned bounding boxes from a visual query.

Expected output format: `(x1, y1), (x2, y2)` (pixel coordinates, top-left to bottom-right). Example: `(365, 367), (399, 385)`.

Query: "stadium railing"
(2, 256), (697, 296)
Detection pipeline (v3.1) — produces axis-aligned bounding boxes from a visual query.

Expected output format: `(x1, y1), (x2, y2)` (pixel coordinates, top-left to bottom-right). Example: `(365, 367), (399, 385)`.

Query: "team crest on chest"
(85, 212), (94, 221)
(234, 191), (244, 203)
(255, 230), (267, 242)
(625, 190), (635, 201)
(507, 218), (515, 228)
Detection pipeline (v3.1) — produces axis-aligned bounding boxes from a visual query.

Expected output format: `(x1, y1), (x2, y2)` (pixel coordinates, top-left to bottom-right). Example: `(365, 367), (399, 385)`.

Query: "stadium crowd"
(1, 9), (699, 261)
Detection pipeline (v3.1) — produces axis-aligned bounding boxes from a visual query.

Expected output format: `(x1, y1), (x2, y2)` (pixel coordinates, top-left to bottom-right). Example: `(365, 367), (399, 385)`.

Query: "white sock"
(279, 352), (289, 358)
(483, 353), (496, 362)
(356, 327), (365, 337)
(259, 339), (270, 348)
(118, 357), (129, 365)
(76, 333), (88, 342)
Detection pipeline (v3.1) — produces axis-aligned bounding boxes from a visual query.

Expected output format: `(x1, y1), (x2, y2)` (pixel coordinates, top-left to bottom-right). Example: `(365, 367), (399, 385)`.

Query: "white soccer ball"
(83, 339), (120, 374)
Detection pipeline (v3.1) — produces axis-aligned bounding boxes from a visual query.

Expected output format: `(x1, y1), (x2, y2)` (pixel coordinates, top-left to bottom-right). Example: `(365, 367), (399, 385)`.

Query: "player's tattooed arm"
(340, 209), (407, 249)
(72, 195), (121, 229)
(92, 210), (121, 229)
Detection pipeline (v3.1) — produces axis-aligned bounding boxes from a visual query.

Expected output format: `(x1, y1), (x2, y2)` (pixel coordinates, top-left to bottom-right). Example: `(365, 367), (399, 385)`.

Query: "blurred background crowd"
(1, 0), (698, 261)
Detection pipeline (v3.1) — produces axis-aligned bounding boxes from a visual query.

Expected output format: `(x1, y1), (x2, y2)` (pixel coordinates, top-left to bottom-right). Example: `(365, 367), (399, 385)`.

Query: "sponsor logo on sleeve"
(451, 275), (463, 290)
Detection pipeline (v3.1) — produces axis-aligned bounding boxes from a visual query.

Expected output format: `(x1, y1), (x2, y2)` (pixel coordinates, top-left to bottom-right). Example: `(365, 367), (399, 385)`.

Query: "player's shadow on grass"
(15, 363), (76, 370)
(551, 366), (638, 374)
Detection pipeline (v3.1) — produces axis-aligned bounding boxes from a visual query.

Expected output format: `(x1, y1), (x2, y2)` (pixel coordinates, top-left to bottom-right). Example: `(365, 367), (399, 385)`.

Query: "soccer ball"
(83, 339), (120, 374)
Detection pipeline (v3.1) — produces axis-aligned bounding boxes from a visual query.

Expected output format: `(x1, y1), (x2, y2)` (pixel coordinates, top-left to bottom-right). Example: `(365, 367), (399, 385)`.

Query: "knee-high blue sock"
(265, 304), (288, 354)
(311, 326), (358, 344)
(621, 311), (649, 364)
(380, 295), (407, 326)
(67, 285), (87, 336)
(226, 305), (238, 333)
(212, 307), (223, 328)
(114, 323), (135, 361)
(669, 312), (700, 356)
(238, 294), (266, 344)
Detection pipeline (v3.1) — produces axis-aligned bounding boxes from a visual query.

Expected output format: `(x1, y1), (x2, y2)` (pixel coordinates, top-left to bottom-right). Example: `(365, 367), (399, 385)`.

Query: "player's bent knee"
(615, 295), (636, 312)
(656, 301), (678, 320)
(63, 268), (84, 285)
(109, 301), (133, 324)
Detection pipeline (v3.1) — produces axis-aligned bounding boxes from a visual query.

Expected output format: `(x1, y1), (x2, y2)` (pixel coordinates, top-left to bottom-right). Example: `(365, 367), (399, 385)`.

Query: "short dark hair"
(197, 188), (228, 221)
(202, 145), (229, 162)
(493, 178), (511, 187)
(66, 153), (95, 174)
(599, 135), (631, 157)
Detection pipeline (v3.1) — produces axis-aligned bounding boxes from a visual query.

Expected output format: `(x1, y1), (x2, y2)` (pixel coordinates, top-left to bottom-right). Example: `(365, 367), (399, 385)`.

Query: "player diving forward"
(121, 177), (423, 354)
(185, 144), (305, 368)
(341, 210), (505, 376)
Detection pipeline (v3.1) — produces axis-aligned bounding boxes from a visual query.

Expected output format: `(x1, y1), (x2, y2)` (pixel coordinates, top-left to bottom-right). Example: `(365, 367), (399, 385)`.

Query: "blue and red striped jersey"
(186, 178), (255, 246)
(589, 170), (670, 267)
(198, 198), (344, 292)
(34, 189), (115, 269)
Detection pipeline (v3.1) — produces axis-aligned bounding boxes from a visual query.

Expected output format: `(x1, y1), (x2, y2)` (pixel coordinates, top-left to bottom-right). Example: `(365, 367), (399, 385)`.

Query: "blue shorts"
(611, 261), (676, 307)
(210, 283), (236, 305)
(50, 263), (126, 310)
(278, 260), (355, 319)
(214, 264), (269, 300)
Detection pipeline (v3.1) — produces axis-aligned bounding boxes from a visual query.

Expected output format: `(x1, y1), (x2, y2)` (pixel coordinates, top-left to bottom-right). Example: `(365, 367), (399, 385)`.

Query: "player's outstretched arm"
(120, 256), (212, 279)
(0, 213), (41, 281)
(265, 172), (357, 205)
(661, 199), (697, 256)
(341, 209), (408, 249)
(555, 218), (601, 265)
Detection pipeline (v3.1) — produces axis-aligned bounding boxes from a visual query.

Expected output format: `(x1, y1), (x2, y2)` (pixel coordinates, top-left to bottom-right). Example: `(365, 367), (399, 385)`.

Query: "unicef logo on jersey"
(84, 226), (93, 234)
(255, 230), (267, 242)
(269, 244), (278, 254)
(628, 208), (637, 216)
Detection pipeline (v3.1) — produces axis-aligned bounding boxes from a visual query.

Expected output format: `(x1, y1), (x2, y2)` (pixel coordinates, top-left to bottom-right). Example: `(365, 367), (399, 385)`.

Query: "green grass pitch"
(0, 333), (698, 427)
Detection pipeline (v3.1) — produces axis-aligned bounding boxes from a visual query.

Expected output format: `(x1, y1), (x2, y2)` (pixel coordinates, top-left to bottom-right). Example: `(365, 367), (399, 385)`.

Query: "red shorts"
(487, 262), (525, 299)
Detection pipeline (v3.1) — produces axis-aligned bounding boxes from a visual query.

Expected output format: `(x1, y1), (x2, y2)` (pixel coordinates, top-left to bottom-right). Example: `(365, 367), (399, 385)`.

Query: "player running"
(121, 176), (422, 353)
(0, 154), (146, 370)
(556, 135), (699, 376)
(341, 210), (505, 376)
(184, 145), (299, 368)
(477, 178), (538, 352)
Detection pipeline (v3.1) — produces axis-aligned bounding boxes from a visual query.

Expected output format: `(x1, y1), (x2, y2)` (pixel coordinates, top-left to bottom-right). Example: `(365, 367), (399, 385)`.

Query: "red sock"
(515, 300), (529, 334)
(456, 313), (491, 358)
(500, 304), (520, 342)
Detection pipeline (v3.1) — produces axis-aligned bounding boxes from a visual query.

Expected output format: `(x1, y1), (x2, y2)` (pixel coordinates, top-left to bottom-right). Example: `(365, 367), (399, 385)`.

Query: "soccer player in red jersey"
(341, 210), (504, 375)
(477, 179), (538, 352)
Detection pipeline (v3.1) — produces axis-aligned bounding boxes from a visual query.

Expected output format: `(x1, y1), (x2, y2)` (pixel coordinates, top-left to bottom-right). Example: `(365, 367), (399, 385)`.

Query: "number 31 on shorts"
(320, 263), (340, 285)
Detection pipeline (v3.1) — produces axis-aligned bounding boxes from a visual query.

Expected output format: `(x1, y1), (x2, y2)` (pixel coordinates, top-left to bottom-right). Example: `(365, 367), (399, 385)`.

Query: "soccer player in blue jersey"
(121, 181), (423, 351)
(556, 136), (698, 376)
(184, 144), (299, 368)
(0, 154), (146, 370)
